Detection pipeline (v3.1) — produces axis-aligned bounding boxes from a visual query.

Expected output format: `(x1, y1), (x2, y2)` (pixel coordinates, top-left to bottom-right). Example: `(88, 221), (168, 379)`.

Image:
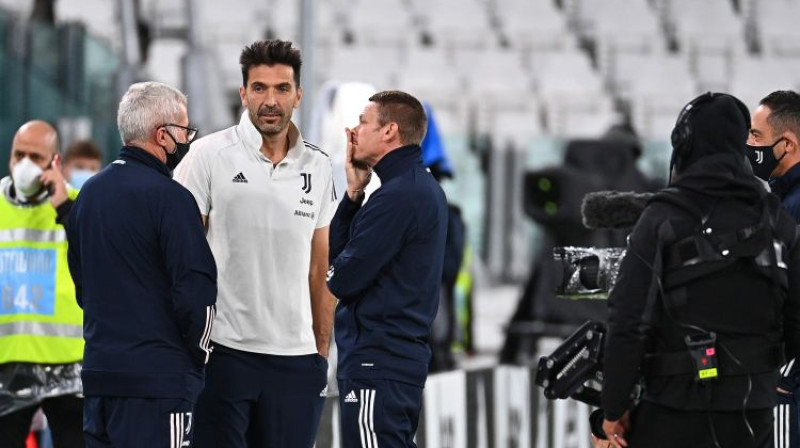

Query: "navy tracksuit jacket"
(328, 144), (448, 387)
(67, 146), (217, 402)
(771, 162), (800, 448)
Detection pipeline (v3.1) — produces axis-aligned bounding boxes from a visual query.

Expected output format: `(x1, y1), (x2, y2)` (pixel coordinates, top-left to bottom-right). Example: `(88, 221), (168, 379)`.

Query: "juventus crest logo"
(756, 150), (764, 164)
(301, 173), (312, 194)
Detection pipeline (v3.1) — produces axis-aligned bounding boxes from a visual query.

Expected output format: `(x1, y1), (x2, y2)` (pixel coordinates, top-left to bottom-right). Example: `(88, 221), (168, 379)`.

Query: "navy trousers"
(776, 390), (800, 448)
(193, 345), (327, 448)
(83, 396), (193, 448)
(338, 378), (424, 448)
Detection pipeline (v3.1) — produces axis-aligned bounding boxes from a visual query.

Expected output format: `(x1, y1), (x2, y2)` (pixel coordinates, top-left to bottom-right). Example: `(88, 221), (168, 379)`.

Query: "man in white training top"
(175, 39), (336, 448)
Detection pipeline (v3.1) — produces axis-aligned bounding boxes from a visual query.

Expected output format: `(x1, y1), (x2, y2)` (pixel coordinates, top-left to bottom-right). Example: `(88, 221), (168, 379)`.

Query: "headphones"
(671, 92), (717, 168)
(670, 92), (751, 174)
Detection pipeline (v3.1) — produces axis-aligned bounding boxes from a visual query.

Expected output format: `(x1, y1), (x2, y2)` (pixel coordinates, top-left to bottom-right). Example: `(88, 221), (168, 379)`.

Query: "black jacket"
(67, 146), (217, 402)
(602, 154), (800, 419)
(603, 93), (800, 421)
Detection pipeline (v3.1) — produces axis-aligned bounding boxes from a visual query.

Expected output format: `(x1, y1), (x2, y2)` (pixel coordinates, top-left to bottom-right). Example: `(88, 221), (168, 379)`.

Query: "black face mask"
(163, 131), (191, 170)
(166, 141), (190, 170)
(745, 137), (786, 181)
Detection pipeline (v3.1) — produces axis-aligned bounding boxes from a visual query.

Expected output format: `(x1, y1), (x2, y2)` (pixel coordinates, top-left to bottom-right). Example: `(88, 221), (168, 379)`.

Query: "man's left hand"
(42, 154), (68, 207)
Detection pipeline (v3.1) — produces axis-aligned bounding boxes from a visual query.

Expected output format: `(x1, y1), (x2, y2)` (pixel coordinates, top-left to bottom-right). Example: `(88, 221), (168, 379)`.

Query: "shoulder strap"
(649, 188), (707, 224)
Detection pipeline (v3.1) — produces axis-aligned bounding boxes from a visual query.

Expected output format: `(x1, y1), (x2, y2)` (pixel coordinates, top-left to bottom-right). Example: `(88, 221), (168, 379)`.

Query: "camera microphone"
(581, 191), (654, 230)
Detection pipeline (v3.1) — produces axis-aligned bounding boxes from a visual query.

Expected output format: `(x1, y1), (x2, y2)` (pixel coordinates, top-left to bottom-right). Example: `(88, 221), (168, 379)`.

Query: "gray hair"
(117, 82), (187, 144)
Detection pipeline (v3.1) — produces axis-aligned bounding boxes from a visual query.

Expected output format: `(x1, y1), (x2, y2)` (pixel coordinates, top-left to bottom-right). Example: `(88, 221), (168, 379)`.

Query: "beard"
(248, 105), (291, 136)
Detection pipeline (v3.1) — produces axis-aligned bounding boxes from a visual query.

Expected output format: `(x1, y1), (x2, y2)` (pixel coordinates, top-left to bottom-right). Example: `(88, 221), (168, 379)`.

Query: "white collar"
(237, 111), (306, 164)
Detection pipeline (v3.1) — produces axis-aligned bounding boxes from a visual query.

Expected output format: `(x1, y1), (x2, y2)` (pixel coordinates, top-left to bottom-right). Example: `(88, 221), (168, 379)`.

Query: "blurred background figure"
(423, 102), (473, 373)
(499, 124), (656, 365)
(61, 139), (102, 189)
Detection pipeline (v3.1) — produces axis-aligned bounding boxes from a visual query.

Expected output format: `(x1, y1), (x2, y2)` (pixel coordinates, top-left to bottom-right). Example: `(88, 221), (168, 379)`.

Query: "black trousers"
(628, 401), (773, 448)
(0, 395), (84, 448)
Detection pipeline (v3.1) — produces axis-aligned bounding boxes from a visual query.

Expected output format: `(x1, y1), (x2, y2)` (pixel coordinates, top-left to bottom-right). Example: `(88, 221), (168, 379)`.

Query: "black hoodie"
(602, 94), (800, 420)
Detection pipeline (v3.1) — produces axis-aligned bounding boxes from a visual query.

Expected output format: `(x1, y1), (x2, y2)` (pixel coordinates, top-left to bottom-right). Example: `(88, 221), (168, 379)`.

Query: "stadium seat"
(342, 0), (414, 47)
(493, 0), (577, 52)
(750, 0), (800, 56)
(410, 0), (496, 48)
(142, 38), (188, 89)
(56, 0), (118, 49)
(322, 44), (403, 89)
(622, 54), (698, 139)
(455, 47), (534, 107)
(489, 104), (545, 149)
(658, 0), (747, 55)
(730, 54), (799, 112)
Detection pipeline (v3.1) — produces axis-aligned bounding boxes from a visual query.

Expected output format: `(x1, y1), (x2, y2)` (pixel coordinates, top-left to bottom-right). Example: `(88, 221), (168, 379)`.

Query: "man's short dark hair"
(239, 39), (302, 87)
(369, 90), (427, 146)
(759, 90), (800, 137)
(64, 139), (102, 162)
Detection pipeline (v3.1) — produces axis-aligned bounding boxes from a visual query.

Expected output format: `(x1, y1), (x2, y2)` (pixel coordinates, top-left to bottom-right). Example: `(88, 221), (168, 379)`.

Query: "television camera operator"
(601, 93), (800, 448)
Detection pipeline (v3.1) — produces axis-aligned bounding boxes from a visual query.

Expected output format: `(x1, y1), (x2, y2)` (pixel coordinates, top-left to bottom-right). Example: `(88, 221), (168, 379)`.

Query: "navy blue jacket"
(67, 146), (217, 402)
(328, 145), (448, 387)
(770, 162), (800, 391)
(770, 162), (800, 221)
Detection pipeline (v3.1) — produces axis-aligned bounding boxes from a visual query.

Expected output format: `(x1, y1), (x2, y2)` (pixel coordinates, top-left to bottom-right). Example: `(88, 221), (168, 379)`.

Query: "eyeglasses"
(163, 123), (198, 143)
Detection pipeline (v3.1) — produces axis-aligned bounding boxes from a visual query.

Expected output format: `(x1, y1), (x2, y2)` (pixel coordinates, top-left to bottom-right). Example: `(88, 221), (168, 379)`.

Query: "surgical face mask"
(69, 168), (96, 189)
(745, 138), (787, 181)
(11, 156), (44, 198)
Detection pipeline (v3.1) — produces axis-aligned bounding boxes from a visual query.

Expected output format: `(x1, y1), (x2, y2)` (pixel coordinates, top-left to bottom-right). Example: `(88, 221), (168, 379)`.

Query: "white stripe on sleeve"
(200, 306), (215, 363)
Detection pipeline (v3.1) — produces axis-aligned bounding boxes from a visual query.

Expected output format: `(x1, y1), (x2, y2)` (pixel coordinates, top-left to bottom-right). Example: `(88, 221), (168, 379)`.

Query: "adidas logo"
(320, 385), (328, 397)
(232, 172), (248, 183)
(344, 390), (358, 403)
(327, 266), (335, 282)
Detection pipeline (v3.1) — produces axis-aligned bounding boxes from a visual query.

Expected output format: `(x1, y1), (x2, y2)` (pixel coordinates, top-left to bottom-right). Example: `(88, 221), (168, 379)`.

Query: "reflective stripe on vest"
(0, 228), (66, 243)
(0, 321), (82, 338)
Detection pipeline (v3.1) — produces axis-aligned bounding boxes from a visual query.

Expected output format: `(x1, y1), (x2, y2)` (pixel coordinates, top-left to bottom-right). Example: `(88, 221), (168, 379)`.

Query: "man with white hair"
(66, 81), (217, 447)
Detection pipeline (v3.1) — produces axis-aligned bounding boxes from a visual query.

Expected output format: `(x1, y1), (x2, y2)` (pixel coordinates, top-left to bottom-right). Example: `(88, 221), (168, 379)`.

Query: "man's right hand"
(344, 127), (371, 201)
(42, 154), (68, 207)
(602, 411), (631, 448)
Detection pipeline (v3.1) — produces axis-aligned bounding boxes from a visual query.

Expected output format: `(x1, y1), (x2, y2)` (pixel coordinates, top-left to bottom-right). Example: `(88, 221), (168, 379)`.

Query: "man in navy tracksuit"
(66, 82), (217, 448)
(327, 90), (448, 447)
(746, 90), (800, 448)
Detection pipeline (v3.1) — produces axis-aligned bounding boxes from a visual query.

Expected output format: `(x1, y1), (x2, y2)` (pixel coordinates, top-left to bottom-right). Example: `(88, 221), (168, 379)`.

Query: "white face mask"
(12, 157), (44, 198)
(69, 168), (96, 189)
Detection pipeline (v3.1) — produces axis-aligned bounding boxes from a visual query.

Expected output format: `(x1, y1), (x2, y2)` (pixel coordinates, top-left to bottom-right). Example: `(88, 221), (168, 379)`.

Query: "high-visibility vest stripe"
(0, 321), (82, 338)
(0, 228), (66, 244)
